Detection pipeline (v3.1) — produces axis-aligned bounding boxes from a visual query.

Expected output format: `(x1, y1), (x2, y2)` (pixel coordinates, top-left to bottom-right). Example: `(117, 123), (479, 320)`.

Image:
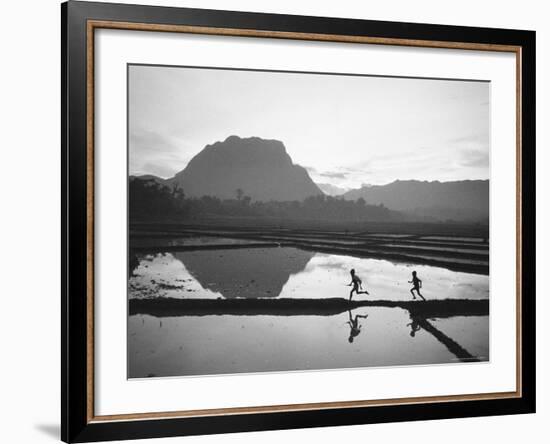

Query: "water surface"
(128, 246), (489, 378)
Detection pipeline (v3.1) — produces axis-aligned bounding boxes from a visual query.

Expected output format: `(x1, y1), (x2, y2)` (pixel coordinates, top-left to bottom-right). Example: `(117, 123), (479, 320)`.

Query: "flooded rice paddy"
(128, 239), (489, 378)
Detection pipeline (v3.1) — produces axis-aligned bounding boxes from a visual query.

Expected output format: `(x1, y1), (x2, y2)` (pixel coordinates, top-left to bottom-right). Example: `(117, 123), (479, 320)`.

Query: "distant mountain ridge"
(131, 174), (167, 185)
(343, 179), (489, 221)
(130, 136), (488, 222)
(168, 136), (322, 201)
(316, 183), (350, 196)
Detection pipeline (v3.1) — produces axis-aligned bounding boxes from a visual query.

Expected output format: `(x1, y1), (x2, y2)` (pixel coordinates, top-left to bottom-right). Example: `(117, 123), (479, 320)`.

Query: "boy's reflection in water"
(407, 315), (422, 337)
(346, 310), (369, 343)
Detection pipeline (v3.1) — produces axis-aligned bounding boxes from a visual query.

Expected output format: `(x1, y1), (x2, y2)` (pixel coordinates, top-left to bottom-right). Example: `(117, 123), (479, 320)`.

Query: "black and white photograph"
(127, 64), (490, 378)
(0, 0), (543, 442)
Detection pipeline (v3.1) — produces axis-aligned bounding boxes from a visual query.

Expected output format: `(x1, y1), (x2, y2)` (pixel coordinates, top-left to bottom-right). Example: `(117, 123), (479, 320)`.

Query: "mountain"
(343, 180), (489, 222)
(316, 183), (350, 196)
(169, 136), (322, 201)
(130, 174), (167, 186)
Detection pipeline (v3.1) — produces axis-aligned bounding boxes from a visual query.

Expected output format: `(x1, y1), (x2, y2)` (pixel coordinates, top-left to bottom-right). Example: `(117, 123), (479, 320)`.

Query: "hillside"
(168, 136), (322, 201)
(343, 180), (489, 221)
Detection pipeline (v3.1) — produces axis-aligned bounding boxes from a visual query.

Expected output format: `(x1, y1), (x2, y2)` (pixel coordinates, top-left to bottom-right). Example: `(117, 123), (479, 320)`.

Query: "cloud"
(141, 162), (178, 178)
(448, 133), (488, 149)
(129, 129), (190, 178)
(459, 149), (489, 168)
(343, 165), (372, 175)
(303, 165), (318, 174)
(319, 171), (349, 179)
(450, 135), (480, 144)
(445, 134), (489, 170)
(310, 165), (375, 188)
(130, 129), (179, 155)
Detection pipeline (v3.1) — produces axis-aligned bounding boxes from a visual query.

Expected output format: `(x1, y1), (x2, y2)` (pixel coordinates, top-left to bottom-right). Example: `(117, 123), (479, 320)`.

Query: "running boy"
(348, 269), (369, 301)
(408, 270), (426, 301)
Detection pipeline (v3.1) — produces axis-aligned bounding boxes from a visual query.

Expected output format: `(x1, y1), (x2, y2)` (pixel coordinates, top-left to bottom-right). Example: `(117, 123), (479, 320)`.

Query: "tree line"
(129, 177), (396, 222)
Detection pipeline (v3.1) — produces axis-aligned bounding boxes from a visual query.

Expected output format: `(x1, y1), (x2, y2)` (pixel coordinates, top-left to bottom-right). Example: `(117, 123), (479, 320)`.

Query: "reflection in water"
(346, 310), (368, 343)
(129, 248), (489, 301)
(176, 248), (314, 298)
(128, 308), (489, 378)
(407, 317), (422, 337)
(293, 254), (489, 301)
(129, 248), (314, 300)
(127, 246), (489, 378)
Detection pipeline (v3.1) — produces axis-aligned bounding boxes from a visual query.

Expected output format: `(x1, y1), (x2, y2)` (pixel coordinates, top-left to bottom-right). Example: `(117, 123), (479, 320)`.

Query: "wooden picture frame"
(62, 1), (536, 442)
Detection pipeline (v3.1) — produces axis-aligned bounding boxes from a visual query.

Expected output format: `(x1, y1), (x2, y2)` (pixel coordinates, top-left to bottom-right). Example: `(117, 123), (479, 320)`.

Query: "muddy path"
(129, 297), (489, 318)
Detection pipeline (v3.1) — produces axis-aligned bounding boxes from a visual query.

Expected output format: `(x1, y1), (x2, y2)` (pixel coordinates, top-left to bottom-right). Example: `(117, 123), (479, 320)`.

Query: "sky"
(128, 64), (490, 189)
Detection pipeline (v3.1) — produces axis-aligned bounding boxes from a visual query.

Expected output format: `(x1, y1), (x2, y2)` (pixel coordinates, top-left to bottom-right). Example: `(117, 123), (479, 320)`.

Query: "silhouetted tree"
(235, 188), (244, 201)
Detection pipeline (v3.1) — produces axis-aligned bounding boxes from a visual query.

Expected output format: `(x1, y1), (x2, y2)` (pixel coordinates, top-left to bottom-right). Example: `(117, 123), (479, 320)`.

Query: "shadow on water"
(408, 313), (480, 362)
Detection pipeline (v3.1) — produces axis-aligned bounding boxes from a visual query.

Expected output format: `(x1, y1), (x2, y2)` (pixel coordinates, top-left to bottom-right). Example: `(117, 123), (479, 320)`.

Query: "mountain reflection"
(173, 247), (314, 298)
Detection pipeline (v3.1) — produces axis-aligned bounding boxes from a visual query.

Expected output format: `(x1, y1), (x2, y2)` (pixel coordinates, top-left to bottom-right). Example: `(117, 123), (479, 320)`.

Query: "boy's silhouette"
(408, 270), (426, 301)
(348, 269), (369, 301)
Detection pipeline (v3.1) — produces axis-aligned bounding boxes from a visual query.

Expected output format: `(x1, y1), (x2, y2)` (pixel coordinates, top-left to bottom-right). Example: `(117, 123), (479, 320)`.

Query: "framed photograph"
(62, 1), (536, 442)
